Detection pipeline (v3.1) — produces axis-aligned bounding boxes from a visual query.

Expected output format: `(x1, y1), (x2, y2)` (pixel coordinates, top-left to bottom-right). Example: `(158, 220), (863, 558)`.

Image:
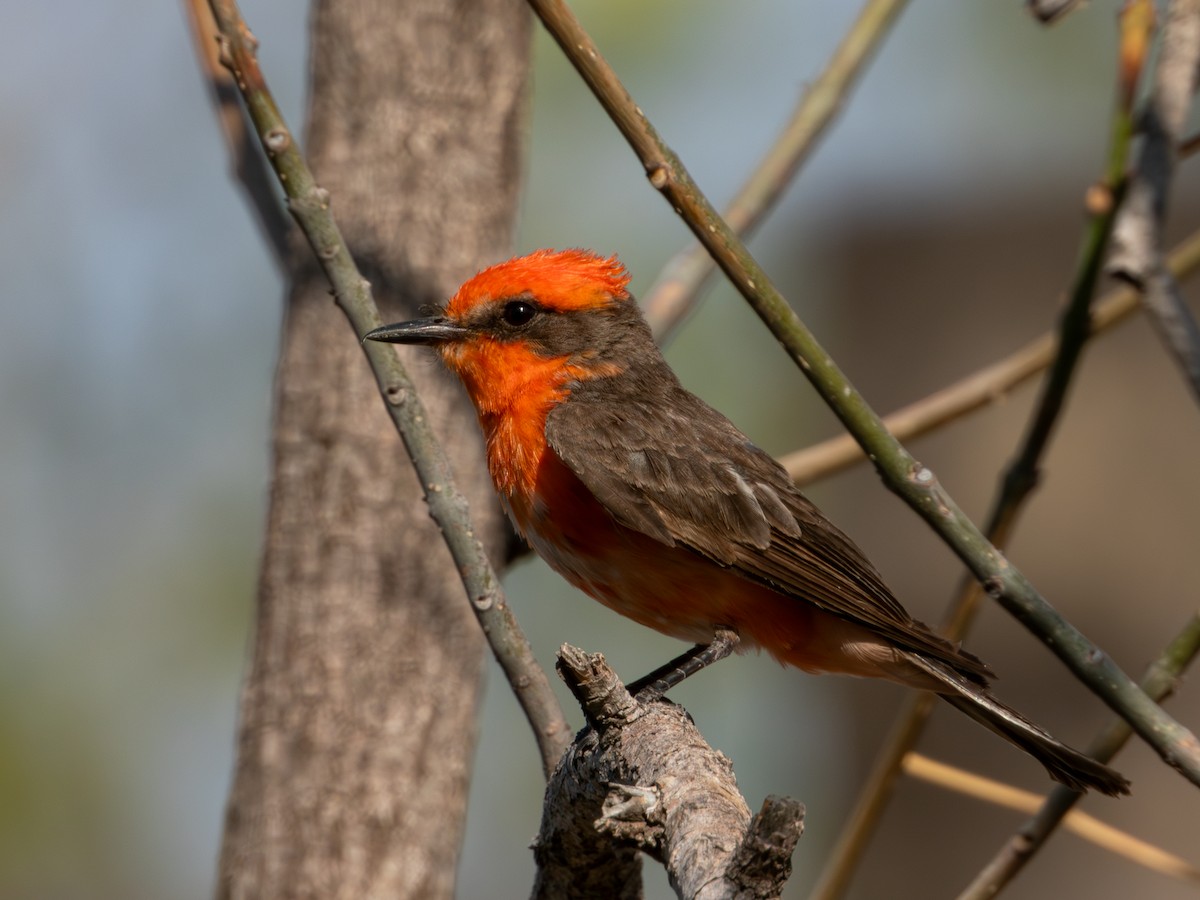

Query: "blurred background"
(1, 1), (1198, 897)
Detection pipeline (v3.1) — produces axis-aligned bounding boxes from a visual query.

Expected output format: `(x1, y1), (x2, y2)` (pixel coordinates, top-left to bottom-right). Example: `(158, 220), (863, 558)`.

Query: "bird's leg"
(628, 627), (740, 701)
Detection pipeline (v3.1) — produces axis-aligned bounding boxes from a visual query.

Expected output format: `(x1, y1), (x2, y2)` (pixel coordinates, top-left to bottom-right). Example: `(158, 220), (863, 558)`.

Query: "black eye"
(501, 300), (537, 327)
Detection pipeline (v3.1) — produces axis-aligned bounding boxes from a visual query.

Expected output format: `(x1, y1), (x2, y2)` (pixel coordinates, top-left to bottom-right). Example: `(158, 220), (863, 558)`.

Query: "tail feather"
(905, 653), (1130, 797)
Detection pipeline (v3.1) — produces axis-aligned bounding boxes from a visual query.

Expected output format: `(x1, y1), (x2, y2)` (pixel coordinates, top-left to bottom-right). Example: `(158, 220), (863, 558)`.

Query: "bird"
(365, 248), (1129, 796)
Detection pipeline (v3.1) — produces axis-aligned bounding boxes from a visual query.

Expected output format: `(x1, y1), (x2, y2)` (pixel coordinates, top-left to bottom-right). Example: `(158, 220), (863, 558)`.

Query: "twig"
(643, 0), (911, 340)
(959, 614), (1200, 899)
(206, 0), (570, 778)
(528, 0), (1200, 785)
(810, 11), (1148, 895)
(533, 646), (803, 899)
(1108, 0), (1200, 402)
(183, 0), (291, 267)
(779, 224), (1200, 485)
(809, 8), (1144, 890)
(786, 0), (1162, 490)
(900, 754), (1200, 886)
(1140, 264), (1200, 399)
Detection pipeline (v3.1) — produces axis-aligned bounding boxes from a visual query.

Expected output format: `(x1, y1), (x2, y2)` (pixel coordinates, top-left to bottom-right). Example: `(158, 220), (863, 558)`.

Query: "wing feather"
(546, 375), (992, 682)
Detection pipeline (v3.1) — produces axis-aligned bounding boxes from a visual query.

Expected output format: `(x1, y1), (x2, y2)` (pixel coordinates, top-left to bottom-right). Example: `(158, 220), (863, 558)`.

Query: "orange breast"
(463, 359), (909, 681)
(501, 444), (920, 683)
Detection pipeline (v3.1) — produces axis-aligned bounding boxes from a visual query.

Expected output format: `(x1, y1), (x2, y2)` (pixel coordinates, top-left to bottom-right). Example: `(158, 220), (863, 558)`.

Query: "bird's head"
(366, 249), (654, 415)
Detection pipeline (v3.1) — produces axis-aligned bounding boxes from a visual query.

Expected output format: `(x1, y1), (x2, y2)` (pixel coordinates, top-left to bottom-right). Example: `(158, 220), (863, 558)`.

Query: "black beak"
(364, 317), (470, 345)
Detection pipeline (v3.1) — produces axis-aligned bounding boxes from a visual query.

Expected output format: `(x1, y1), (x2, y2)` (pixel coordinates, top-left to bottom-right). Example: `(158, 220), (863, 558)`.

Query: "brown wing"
(546, 372), (993, 683)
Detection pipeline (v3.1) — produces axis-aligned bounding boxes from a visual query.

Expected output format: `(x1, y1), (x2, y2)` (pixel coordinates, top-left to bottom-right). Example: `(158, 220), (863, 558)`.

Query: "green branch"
(961, 615), (1200, 899)
(207, 0), (570, 778)
(780, 225), (1200, 486)
(643, 0), (911, 340)
(812, 18), (1144, 883)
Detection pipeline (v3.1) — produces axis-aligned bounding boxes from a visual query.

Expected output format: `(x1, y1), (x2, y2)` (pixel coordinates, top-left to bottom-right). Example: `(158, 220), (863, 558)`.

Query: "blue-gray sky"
(6, 3), (1198, 899)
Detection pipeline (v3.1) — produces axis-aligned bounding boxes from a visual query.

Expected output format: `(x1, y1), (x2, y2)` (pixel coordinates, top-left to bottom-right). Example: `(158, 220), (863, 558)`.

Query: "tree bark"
(216, 2), (531, 898)
(534, 647), (804, 900)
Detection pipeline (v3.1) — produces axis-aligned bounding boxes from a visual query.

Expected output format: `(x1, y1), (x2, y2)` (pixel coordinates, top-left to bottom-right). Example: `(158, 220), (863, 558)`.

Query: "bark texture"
(533, 647), (804, 900)
(216, 2), (530, 898)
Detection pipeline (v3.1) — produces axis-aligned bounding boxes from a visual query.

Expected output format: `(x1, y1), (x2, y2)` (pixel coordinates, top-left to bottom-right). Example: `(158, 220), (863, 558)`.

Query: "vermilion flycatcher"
(367, 249), (1128, 796)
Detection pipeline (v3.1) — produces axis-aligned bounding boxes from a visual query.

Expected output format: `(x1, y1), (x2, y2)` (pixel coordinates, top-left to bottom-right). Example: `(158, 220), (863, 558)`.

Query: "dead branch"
(533, 646), (803, 900)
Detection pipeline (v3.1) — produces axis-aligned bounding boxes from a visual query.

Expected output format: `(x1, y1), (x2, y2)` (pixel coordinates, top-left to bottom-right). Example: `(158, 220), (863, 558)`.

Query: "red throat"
(435, 249), (633, 503)
(440, 339), (616, 503)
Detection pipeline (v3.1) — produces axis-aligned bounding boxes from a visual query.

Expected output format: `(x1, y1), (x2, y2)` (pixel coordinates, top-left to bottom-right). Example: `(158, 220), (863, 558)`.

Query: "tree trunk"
(216, 2), (531, 898)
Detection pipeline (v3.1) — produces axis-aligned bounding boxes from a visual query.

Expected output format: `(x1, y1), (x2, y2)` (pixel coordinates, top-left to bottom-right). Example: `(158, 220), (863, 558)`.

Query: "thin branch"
(183, 0), (291, 267)
(783, 0), (1194, 490)
(1108, 0), (1200, 402)
(206, 0), (570, 778)
(901, 754), (1200, 886)
(810, 9), (1144, 888)
(643, 0), (911, 340)
(807, 692), (937, 900)
(779, 224), (1200, 486)
(1139, 264), (1200, 398)
(810, 10), (1148, 894)
(528, 0), (1200, 785)
(960, 614), (1200, 899)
